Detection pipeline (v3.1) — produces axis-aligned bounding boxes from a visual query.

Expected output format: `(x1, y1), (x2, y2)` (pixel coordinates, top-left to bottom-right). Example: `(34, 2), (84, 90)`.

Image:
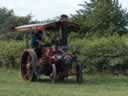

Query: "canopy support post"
(24, 33), (29, 48)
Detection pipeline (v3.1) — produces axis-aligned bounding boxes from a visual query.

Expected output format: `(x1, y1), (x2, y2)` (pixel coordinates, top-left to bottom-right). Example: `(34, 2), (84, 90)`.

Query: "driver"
(31, 30), (44, 58)
(31, 30), (43, 48)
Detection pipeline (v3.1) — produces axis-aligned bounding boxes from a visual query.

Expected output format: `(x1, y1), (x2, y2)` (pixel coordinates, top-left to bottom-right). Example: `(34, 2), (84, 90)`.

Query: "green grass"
(0, 69), (128, 96)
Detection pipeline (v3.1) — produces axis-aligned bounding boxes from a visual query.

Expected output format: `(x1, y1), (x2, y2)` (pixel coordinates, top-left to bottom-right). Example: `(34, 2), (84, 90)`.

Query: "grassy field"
(0, 69), (128, 96)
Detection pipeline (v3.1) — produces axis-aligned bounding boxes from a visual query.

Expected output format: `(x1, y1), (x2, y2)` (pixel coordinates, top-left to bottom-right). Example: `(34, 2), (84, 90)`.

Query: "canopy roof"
(16, 20), (80, 32)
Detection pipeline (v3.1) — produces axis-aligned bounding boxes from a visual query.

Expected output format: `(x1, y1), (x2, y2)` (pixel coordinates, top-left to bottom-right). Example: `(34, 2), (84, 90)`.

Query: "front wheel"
(76, 64), (83, 83)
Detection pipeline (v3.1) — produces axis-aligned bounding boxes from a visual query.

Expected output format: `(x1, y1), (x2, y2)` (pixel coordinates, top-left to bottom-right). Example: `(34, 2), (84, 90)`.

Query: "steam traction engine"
(16, 20), (83, 83)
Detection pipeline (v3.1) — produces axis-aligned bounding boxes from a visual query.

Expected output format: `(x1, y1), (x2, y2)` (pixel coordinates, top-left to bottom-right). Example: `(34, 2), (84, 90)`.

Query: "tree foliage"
(72, 0), (128, 35)
(0, 7), (32, 39)
(0, 8), (15, 33)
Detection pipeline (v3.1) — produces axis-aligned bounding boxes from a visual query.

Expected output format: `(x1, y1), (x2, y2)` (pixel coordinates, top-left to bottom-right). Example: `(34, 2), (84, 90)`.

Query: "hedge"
(1, 35), (128, 74)
(70, 35), (128, 74)
(0, 40), (24, 69)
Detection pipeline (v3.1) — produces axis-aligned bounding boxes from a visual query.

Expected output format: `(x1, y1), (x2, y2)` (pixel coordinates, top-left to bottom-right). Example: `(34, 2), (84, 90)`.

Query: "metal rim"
(21, 50), (38, 81)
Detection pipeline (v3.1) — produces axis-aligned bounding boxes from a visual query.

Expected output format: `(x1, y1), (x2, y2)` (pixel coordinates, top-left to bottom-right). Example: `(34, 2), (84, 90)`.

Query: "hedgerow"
(0, 40), (24, 68)
(70, 35), (128, 74)
(1, 35), (128, 74)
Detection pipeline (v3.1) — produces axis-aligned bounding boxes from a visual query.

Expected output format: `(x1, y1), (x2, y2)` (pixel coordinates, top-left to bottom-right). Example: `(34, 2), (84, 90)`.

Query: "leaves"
(0, 7), (32, 39)
(72, 0), (128, 35)
(0, 40), (24, 68)
(70, 34), (128, 73)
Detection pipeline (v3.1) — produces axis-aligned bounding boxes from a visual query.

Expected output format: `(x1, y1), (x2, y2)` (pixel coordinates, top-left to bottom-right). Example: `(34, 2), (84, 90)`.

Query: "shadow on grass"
(34, 75), (128, 86)
(36, 78), (81, 85)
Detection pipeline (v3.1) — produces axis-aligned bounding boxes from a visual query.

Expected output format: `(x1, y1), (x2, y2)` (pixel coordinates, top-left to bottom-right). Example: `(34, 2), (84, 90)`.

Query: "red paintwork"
(36, 26), (45, 30)
(40, 47), (62, 64)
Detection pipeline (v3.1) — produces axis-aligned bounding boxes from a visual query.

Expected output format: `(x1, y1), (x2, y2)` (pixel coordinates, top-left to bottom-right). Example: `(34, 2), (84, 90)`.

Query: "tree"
(0, 7), (32, 39)
(72, 0), (128, 35)
(0, 8), (32, 33)
(15, 14), (32, 26)
(0, 8), (15, 33)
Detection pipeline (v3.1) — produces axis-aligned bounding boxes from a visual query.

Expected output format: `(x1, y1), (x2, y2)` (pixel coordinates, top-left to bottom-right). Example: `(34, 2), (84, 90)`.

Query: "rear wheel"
(76, 64), (83, 83)
(21, 49), (38, 81)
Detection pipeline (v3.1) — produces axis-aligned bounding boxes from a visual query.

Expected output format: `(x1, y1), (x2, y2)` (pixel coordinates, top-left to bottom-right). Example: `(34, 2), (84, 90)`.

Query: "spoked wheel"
(50, 64), (57, 83)
(76, 64), (83, 83)
(21, 49), (38, 81)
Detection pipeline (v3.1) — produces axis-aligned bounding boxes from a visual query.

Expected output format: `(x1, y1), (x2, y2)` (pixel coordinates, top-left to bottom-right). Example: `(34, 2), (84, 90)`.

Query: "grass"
(0, 69), (128, 96)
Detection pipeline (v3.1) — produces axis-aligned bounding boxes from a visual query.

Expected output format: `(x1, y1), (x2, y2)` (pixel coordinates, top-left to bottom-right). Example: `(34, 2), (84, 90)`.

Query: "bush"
(1, 34), (128, 74)
(70, 34), (128, 74)
(0, 40), (24, 69)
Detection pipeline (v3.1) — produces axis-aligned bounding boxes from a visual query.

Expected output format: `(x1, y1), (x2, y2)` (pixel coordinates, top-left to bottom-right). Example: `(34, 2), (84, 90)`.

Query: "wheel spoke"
(21, 50), (38, 81)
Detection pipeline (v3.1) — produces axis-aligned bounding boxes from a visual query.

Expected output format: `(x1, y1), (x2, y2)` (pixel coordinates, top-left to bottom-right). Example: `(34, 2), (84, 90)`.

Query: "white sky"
(0, 0), (128, 21)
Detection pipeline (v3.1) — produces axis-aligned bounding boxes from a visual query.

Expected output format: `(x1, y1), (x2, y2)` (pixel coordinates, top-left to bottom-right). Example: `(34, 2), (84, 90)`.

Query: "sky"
(0, 0), (128, 21)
